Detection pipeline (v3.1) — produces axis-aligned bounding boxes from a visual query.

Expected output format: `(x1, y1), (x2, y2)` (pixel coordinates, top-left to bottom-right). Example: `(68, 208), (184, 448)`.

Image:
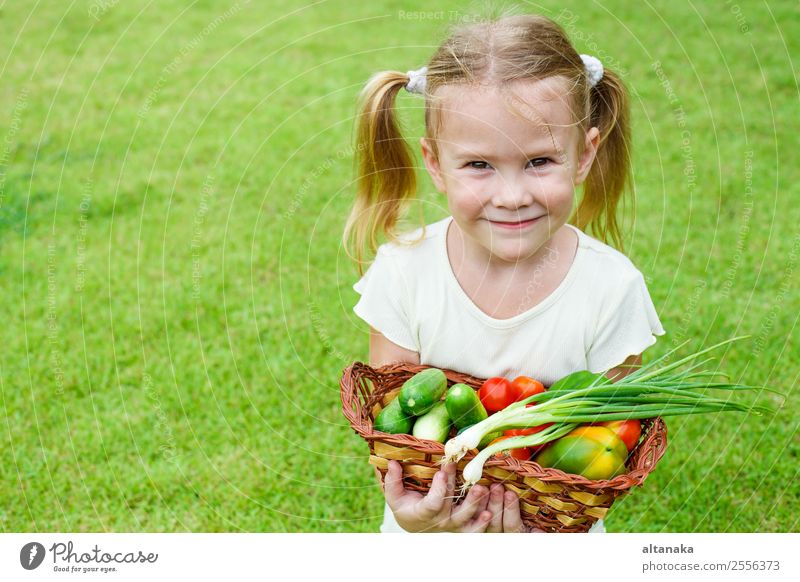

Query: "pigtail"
(572, 67), (633, 253)
(343, 71), (420, 275)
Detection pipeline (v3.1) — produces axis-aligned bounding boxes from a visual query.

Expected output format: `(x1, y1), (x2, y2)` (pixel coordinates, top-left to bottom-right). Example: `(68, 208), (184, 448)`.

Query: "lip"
(487, 216), (545, 229)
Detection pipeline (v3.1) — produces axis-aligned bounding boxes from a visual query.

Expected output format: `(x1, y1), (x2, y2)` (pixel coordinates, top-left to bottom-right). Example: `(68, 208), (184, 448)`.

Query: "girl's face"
(420, 77), (600, 268)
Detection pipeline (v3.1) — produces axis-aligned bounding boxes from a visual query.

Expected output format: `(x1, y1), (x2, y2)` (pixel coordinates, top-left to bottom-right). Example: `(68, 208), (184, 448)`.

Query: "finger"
(486, 484), (506, 533)
(449, 484), (488, 527)
(462, 510), (493, 533)
(502, 490), (526, 533)
(442, 463), (456, 516)
(474, 484), (490, 514)
(418, 465), (450, 518)
(382, 461), (407, 508)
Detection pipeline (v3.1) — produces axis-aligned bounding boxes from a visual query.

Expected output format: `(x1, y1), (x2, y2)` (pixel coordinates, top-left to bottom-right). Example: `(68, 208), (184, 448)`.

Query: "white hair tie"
(405, 66), (428, 95)
(580, 54), (604, 88)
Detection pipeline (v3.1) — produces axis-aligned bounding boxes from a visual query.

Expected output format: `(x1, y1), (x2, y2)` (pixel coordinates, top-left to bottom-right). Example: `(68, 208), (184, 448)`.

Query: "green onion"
(442, 335), (782, 493)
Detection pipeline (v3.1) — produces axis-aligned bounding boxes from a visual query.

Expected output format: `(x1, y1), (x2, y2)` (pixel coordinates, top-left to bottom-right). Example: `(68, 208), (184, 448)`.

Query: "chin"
(484, 241), (541, 263)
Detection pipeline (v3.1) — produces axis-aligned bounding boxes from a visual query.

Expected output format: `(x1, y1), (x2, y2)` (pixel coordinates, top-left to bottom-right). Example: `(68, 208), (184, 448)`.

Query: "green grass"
(0, 0), (797, 532)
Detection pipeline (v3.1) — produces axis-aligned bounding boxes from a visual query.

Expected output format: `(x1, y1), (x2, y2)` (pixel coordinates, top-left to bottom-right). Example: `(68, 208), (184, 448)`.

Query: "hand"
(382, 460), (493, 532)
(484, 483), (546, 533)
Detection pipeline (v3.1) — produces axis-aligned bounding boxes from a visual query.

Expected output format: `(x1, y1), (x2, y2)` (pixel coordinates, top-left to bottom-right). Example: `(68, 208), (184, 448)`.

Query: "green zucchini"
(373, 397), (413, 434)
(445, 383), (488, 429)
(411, 401), (451, 443)
(398, 368), (448, 416)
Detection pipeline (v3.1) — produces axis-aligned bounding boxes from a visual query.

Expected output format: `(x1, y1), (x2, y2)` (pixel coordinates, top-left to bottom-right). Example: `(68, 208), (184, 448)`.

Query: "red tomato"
(510, 376), (546, 402)
(504, 424), (554, 437)
(505, 427), (538, 437)
(503, 422), (553, 457)
(479, 377), (514, 413)
(504, 424), (555, 455)
(593, 419), (642, 452)
(489, 436), (531, 460)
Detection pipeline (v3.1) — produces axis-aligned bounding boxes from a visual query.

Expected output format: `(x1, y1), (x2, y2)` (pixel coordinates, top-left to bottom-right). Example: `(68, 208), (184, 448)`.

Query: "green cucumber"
(398, 368), (448, 416)
(373, 397), (413, 434)
(411, 401), (451, 443)
(445, 383), (488, 429)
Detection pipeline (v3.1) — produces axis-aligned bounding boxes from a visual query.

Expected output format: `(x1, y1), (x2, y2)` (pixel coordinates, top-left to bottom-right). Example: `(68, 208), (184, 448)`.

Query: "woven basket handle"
(340, 362), (370, 438)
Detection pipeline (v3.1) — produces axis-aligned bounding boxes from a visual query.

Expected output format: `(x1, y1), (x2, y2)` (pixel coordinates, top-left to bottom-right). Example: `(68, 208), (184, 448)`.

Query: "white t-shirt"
(353, 215), (666, 533)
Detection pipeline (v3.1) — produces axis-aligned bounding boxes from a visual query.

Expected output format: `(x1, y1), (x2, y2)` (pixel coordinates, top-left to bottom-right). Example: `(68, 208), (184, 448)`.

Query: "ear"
(420, 137), (446, 193)
(574, 127), (600, 185)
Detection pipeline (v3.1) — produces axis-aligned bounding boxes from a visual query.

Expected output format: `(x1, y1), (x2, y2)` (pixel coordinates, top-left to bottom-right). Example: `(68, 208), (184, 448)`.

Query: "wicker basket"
(341, 361), (668, 533)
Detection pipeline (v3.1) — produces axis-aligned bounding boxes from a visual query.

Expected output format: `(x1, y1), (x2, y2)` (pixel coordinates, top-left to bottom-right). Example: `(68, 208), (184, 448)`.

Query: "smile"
(488, 216), (544, 230)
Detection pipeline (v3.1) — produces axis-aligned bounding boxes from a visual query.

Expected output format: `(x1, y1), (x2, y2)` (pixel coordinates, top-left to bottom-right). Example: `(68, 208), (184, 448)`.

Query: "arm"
(604, 353), (642, 383)
(368, 326), (420, 367)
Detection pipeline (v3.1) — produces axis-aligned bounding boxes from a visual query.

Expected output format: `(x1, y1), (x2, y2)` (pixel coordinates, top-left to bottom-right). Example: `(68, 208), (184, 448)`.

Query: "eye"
(528, 158), (550, 168)
(464, 158), (551, 170)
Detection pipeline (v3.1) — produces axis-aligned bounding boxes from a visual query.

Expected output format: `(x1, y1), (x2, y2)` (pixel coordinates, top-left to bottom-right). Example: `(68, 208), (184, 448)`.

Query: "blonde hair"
(344, 12), (633, 274)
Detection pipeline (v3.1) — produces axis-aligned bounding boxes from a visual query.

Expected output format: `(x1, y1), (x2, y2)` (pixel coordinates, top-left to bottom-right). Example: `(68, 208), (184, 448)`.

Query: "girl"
(345, 13), (665, 533)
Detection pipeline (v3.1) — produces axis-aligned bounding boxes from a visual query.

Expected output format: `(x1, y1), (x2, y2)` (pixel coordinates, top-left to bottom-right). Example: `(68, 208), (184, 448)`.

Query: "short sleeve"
(352, 247), (418, 352)
(586, 272), (666, 373)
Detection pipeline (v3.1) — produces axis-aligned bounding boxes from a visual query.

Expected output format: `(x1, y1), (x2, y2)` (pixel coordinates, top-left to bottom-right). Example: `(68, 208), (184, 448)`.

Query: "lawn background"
(0, 0), (797, 532)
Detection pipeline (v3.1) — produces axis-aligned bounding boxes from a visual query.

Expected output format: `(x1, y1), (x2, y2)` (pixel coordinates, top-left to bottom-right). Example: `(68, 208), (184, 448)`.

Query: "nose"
(490, 173), (535, 211)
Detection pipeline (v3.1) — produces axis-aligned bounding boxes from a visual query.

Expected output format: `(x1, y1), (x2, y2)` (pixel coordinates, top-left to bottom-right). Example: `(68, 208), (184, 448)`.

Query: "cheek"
(540, 177), (576, 212)
(449, 180), (486, 208)
(554, 188), (577, 209)
(449, 172), (477, 191)
(450, 195), (485, 217)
